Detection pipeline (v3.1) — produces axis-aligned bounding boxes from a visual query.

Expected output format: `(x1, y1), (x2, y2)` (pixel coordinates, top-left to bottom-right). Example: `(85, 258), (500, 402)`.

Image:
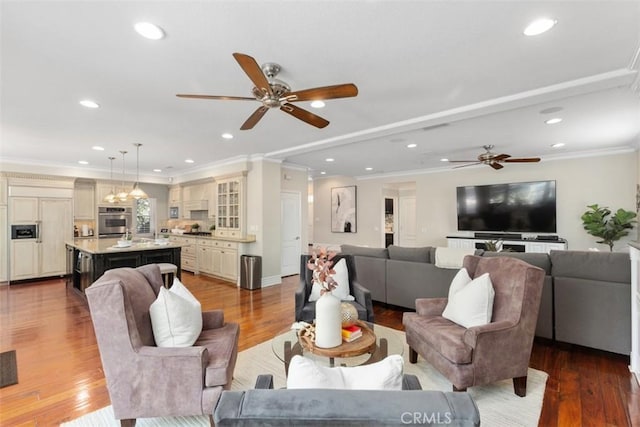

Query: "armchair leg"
(513, 376), (527, 397)
(209, 414), (215, 426)
(120, 420), (136, 427)
(453, 385), (467, 392)
(409, 346), (418, 363)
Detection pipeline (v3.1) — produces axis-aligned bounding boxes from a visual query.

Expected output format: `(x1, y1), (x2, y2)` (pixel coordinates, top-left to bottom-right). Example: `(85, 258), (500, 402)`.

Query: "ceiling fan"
(177, 52), (358, 130)
(448, 145), (541, 170)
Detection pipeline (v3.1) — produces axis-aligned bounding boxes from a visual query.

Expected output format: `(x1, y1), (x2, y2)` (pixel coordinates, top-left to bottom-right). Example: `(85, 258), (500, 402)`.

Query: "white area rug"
(61, 325), (547, 426)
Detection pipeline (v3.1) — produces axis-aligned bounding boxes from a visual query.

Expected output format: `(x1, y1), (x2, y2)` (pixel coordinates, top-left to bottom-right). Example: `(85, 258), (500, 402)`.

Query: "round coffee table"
(271, 322), (404, 375)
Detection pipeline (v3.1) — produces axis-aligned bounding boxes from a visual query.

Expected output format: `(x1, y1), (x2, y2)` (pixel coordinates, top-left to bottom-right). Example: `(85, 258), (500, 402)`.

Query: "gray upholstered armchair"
(403, 255), (544, 397)
(295, 254), (374, 323)
(86, 264), (240, 427)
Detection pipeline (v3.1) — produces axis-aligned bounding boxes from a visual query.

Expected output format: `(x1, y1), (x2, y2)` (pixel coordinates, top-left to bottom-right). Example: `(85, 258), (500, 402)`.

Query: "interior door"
(399, 196), (417, 247)
(281, 191), (301, 276)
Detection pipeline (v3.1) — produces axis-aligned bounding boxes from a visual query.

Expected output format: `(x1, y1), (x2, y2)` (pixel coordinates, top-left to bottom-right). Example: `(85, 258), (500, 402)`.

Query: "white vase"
(315, 292), (342, 348)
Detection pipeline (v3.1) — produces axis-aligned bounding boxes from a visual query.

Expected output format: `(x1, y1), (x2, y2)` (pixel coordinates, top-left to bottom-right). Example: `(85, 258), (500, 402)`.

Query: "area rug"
(61, 325), (547, 426)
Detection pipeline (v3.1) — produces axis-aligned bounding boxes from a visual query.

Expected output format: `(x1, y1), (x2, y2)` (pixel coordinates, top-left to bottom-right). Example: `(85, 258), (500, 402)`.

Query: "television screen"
(456, 181), (556, 233)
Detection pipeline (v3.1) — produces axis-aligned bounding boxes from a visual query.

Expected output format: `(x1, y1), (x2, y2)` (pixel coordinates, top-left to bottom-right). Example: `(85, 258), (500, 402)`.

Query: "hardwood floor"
(1, 273), (638, 426)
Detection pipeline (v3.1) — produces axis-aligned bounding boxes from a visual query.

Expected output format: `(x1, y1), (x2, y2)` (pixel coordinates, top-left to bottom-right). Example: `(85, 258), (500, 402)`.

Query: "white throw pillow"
(149, 278), (203, 347)
(286, 354), (404, 390)
(308, 258), (354, 302)
(447, 267), (472, 300)
(442, 272), (495, 328)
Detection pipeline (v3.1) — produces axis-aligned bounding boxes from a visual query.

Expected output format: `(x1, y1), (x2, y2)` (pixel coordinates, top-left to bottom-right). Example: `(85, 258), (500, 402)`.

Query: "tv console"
(447, 235), (567, 254)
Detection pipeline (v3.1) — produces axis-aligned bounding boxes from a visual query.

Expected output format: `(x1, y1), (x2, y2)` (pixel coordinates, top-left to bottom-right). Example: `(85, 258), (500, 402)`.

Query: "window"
(136, 198), (155, 235)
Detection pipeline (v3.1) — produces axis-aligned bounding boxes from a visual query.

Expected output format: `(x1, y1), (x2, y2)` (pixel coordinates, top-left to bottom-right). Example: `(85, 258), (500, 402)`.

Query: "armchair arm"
(352, 279), (374, 323)
(402, 374), (422, 390)
(415, 298), (447, 316)
(462, 320), (516, 348)
(255, 374), (274, 389)
(295, 279), (307, 322)
(202, 310), (225, 329)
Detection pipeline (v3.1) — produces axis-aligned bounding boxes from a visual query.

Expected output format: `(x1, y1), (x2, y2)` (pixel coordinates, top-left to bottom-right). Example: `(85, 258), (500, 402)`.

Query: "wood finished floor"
(0, 273), (638, 426)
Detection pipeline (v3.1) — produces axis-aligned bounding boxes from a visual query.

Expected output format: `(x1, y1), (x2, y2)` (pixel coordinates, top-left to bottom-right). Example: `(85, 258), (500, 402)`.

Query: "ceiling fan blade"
(452, 162), (481, 169)
(493, 154), (511, 161)
(280, 103), (329, 128)
(503, 157), (541, 163)
(285, 83), (358, 102)
(176, 94), (255, 101)
(240, 106), (269, 130)
(448, 160), (480, 163)
(490, 162), (504, 170)
(232, 52), (273, 97)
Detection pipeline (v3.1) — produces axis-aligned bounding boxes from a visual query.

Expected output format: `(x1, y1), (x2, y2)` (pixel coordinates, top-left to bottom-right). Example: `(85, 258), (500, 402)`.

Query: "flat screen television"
(456, 180), (557, 233)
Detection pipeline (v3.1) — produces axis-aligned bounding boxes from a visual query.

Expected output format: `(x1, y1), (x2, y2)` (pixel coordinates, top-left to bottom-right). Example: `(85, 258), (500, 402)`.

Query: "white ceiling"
(2, 1), (639, 182)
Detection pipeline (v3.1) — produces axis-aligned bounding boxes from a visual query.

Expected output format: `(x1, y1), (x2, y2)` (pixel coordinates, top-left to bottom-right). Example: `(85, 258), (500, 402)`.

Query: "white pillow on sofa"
(442, 272), (495, 328)
(149, 278), (203, 347)
(286, 354), (404, 390)
(309, 258), (355, 302)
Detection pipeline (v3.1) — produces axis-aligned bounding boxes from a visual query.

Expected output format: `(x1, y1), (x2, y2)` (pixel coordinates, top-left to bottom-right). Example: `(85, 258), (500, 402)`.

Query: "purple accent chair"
(86, 265), (239, 426)
(403, 255), (544, 397)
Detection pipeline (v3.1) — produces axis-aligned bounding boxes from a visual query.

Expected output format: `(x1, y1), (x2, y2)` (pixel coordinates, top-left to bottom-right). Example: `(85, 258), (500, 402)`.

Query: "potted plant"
(581, 204), (637, 251)
(191, 223), (200, 232)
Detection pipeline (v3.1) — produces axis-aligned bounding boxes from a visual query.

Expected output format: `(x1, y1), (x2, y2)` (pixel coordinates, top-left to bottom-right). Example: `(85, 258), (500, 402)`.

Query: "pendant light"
(103, 156), (117, 203)
(129, 143), (148, 199)
(116, 150), (130, 202)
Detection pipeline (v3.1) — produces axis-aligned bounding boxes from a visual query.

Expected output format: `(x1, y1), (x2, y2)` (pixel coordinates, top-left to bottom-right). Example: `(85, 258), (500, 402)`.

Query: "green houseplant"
(581, 204), (637, 251)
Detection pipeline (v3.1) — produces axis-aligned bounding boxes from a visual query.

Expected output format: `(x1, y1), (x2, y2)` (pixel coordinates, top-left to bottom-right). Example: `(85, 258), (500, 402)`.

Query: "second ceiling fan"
(448, 145), (541, 170)
(177, 52), (358, 130)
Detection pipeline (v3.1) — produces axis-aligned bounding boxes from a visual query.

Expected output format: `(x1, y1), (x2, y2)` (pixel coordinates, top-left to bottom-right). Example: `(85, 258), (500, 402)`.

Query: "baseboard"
(261, 275), (281, 288)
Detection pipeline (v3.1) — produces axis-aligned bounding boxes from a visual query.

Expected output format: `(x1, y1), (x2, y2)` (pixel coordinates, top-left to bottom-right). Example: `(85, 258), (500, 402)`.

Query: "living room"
(1, 1), (640, 425)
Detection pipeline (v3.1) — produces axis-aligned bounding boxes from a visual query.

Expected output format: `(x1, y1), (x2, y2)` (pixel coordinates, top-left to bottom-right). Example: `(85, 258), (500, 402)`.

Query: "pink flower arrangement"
(307, 248), (338, 295)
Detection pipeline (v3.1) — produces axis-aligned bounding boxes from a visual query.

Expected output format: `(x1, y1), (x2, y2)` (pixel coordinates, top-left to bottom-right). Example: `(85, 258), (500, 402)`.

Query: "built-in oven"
(98, 206), (132, 237)
(11, 224), (38, 240)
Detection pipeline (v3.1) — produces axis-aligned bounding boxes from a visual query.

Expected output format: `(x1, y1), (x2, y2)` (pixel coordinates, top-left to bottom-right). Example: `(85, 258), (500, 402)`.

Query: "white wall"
(313, 151), (638, 252)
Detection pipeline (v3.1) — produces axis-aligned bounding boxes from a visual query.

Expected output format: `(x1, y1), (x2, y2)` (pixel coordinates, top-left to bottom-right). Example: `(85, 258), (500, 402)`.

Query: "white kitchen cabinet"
(10, 197), (39, 223)
(211, 240), (238, 281)
(74, 181), (95, 219)
(216, 174), (246, 238)
(169, 186), (182, 204)
(10, 240), (39, 280)
(446, 236), (567, 253)
(197, 239), (214, 274)
(169, 235), (197, 273)
(0, 177), (7, 205)
(183, 183), (207, 202)
(0, 206), (7, 282)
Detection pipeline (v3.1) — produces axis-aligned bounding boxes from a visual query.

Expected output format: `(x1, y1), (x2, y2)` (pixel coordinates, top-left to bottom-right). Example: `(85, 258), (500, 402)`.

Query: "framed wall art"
(331, 185), (357, 233)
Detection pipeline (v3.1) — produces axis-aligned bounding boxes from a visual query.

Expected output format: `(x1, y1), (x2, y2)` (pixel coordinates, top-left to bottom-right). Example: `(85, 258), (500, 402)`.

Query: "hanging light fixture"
(116, 150), (130, 202)
(103, 156), (117, 203)
(129, 143), (148, 199)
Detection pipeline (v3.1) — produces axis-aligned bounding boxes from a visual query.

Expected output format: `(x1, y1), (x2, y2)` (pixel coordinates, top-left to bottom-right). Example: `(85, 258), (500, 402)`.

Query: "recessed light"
(310, 101), (325, 109)
(325, 158), (334, 162)
(365, 167), (373, 171)
(320, 171), (326, 175)
(92, 146), (105, 151)
(134, 22), (165, 40)
(221, 133), (234, 140)
(545, 118), (563, 125)
(407, 143), (417, 148)
(79, 100), (99, 109)
(551, 143), (565, 149)
(153, 168), (162, 172)
(185, 159), (194, 164)
(440, 158), (449, 162)
(524, 18), (557, 36)
(78, 160), (89, 165)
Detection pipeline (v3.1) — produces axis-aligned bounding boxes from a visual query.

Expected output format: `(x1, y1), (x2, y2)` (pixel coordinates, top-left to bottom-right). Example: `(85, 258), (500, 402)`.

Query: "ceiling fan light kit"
(448, 145), (541, 170)
(177, 52), (358, 130)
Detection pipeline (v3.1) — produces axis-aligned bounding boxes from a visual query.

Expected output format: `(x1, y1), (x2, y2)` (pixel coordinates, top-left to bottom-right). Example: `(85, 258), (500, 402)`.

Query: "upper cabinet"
(74, 180), (95, 219)
(0, 177), (7, 205)
(216, 174), (246, 238)
(169, 186), (182, 206)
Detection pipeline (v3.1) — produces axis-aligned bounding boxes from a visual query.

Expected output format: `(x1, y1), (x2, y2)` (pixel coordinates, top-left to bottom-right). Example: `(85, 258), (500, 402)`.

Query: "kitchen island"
(66, 238), (182, 294)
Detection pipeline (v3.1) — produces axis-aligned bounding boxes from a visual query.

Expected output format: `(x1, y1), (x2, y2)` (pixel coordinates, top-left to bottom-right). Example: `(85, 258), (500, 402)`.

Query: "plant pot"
(314, 292), (342, 348)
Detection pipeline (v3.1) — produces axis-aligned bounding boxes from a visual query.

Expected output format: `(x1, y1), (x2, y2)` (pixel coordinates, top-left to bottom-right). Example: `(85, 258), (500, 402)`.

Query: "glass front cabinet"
(216, 173), (246, 238)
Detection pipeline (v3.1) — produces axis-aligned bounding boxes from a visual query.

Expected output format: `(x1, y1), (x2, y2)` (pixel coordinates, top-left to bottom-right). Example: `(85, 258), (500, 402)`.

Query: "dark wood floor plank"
(0, 273), (638, 426)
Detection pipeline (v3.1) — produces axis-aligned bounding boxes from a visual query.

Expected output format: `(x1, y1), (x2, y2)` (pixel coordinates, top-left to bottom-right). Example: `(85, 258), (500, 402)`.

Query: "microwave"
(169, 206), (179, 219)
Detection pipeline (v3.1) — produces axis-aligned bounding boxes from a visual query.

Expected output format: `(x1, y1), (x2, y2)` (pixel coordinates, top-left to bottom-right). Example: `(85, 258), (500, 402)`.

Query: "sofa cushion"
(196, 322), (240, 387)
(550, 250), (631, 283)
(388, 245), (431, 263)
(340, 244), (389, 259)
(149, 278), (203, 347)
(482, 251), (551, 274)
(442, 273), (495, 328)
(286, 354), (404, 390)
(405, 315), (472, 364)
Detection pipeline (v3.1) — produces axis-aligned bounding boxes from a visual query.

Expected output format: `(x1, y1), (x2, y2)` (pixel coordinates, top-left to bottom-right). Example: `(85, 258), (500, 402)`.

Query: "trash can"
(240, 255), (262, 290)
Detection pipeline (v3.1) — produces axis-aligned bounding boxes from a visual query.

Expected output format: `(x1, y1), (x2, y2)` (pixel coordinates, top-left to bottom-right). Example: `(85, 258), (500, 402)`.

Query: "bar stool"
(158, 263), (178, 288)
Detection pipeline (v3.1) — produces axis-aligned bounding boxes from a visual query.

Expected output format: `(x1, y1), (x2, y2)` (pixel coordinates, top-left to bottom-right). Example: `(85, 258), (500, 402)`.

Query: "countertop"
(65, 238), (183, 255)
(168, 233), (257, 243)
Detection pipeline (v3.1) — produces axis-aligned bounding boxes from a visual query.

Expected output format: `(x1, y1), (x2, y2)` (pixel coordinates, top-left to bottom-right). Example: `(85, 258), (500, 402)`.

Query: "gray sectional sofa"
(340, 244), (631, 355)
